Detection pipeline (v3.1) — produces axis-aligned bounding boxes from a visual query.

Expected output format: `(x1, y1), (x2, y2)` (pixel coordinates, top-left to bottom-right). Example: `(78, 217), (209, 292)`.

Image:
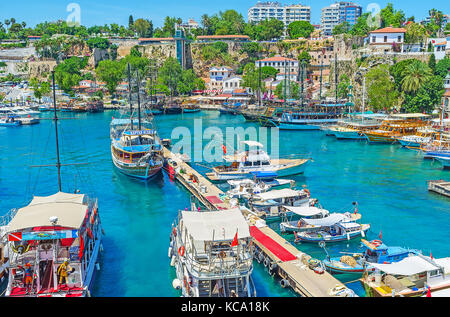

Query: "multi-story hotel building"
(248, 2), (311, 29)
(321, 2), (362, 36)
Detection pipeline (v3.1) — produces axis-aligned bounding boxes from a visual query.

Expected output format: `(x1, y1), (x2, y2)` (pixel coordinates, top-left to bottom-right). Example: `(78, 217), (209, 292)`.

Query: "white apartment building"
(321, 1), (362, 36)
(248, 2), (311, 29)
(255, 56), (299, 81)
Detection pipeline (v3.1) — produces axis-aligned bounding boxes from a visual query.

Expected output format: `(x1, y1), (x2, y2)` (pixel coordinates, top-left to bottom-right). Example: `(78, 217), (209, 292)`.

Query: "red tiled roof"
(444, 89), (450, 97)
(258, 56), (297, 62)
(138, 37), (174, 41)
(370, 27), (406, 34)
(197, 35), (250, 40)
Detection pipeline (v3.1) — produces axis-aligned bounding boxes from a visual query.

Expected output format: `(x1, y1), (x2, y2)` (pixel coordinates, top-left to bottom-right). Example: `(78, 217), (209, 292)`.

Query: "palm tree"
(401, 62), (432, 93)
(22, 22), (26, 29)
(5, 20), (10, 29)
(10, 18), (16, 25)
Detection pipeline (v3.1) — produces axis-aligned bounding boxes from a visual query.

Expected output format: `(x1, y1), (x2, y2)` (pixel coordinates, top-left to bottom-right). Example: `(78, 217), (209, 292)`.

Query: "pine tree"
(129, 15), (134, 30)
(428, 53), (436, 73)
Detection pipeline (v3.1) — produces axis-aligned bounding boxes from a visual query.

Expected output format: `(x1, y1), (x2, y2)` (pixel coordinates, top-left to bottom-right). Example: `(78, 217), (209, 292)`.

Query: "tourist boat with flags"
(0, 71), (103, 297)
(271, 104), (346, 130)
(360, 254), (450, 297)
(363, 114), (429, 144)
(322, 239), (421, 275)
(168, 208), (256, 297)
(110, 64), (164, 180)
(205, 141), (310, 181)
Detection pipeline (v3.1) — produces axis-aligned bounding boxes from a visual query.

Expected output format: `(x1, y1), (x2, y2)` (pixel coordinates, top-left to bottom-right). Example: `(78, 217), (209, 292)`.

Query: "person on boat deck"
(23, 262), (33, 291)
(57, 259), (73, 285)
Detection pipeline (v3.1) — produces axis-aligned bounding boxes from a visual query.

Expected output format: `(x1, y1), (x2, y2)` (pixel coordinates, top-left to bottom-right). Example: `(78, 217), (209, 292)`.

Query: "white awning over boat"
(181, 208), (250, 242)
(241, 141), (263, 148)
(254, 188), (303, 201)
(370, 256), (445, 276)
(283, 206), (328, 217)
(391, 113), (430, 119)
(7, 192), (88, 232)
(302, 213), (346, 226)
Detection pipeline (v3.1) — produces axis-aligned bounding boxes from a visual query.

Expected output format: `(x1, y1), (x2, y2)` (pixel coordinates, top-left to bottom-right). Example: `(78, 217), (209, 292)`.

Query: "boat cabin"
(4, 192), (101, 297)
(171, 208), (255, 297)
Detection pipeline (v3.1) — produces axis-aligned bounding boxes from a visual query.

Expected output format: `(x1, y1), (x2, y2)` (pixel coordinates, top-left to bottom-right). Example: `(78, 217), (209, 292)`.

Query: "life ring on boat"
(371, 240), (382, 247)
(178, 246), (185, 257)
(218, 251), (226, 259)
(304, 188), (310, 197)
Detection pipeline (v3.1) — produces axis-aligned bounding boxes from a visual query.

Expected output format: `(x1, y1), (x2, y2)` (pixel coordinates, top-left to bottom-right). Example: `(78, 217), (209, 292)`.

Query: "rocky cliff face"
(28, 60), (57, 79)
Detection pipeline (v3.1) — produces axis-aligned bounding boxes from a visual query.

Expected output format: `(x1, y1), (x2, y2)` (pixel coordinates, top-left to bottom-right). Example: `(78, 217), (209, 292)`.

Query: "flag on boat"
(8, 232), (22, 241)
(426, 286), (432, 297)
(222, 145), (227, 154)
(231, 232), (239, 247)
(379, 231), (382, 240)
(354, 203), (358, 215)
(430, 251), (433, 260)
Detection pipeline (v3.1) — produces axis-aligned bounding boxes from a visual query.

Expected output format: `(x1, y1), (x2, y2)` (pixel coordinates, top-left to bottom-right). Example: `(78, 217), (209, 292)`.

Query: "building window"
(398, 36), (401, 42)
(372, 36), (376, 43)
(384, 36), (387, 43)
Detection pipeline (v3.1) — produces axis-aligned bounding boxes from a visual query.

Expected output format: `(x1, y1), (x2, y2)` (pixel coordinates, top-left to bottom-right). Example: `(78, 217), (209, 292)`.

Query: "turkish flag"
(354, 204), (358, 215)
(430, 252), (433, 260)
(379, 231), (382, 240)
(231, 232), (239, 247)
(426, 287), (432, 297)
(222, 145), (227, 154)
(79, 236), (84, 260)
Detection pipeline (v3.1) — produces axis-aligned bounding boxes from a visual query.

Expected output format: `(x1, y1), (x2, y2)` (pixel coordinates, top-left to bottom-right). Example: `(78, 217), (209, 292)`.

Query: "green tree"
(87, 37), (110, 49)
(134, 19), (153, 38)
(435, 58), (450, 78)
(365, 64), (399, 111)
(249, 19), (284, 41)
(337, 74), (351, 99)
(380, 3), (406, 28)
(129, 15), (134, 30)
(428, 54), (437, 72)
(403, 75), (444, 113)
(287, 21), (314, 39)
(401, 61), (432, 93)
(53, 57), (87, 94)
(332, 22), (351, 36)
(95, 60), (125, 95)
(404, 22), (428, 44)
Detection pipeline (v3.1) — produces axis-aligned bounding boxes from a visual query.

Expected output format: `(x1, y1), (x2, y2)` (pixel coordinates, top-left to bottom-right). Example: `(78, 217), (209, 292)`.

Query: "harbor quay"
(0, 0), (449, 304)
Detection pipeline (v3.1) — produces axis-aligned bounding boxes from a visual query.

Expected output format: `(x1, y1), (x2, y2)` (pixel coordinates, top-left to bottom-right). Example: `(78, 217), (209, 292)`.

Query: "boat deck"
(428, 180), (450, 198)
(162, 146), (349, 297)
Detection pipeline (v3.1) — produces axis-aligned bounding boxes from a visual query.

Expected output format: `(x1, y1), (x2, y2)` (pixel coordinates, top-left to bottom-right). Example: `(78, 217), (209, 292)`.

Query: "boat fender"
(269, 262), (278, 271)
(178, 246), (185, 257)
(258, 252), (265, 263)
(264, 257), (270, 267)
(168, 246), (173, 258)
(170, 256), (176, 267)
(314, 266), (325, 274)
(172, 279), (182, 290)
(280, 279), (289, 288)
(218, 251), (226, 259)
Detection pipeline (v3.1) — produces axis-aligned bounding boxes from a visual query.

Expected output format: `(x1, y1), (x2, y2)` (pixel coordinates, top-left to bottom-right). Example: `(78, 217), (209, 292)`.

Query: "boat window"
(429, 269), (440, 277)
(244, 161), (252, 167)
(262, 161), (270, 166)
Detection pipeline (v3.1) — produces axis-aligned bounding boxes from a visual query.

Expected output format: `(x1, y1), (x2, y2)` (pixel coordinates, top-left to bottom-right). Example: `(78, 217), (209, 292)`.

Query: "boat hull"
(334, 131), (365, 140)
(364, 133), (398, 144)
(111, 152), (163, 180)
(296, 225), (370, 243)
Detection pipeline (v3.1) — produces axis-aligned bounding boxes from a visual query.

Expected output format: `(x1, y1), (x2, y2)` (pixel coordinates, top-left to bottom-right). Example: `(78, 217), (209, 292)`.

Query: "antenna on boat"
(52, 71), (62, 192)
(136, 69), (142, 130)
(127, 63), (133, 130)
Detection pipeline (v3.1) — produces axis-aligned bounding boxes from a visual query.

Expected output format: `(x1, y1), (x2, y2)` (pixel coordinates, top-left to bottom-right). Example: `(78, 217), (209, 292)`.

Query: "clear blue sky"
(0, 0), (447, 28)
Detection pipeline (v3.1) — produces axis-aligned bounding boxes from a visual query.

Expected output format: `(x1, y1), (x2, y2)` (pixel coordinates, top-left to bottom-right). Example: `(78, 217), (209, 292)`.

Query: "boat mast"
(136, 69), (142, 130)
(335, 53), (338, 116)
(258, 60), (262, 107)
(127, 63), (133, 130)
(362, 76), (365, 124)
(51, 71), (62, 192)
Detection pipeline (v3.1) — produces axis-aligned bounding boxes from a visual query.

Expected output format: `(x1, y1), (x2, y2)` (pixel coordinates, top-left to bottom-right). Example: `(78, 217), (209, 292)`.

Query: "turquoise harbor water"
(0, 110), (449, 297)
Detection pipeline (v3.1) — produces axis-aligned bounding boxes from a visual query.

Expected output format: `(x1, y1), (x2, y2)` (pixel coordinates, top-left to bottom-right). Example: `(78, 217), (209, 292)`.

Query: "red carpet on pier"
(250, 226), (297, 262)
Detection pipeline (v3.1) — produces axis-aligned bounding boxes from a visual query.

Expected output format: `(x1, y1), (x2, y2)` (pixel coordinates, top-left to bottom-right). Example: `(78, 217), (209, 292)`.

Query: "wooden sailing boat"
(110, 64), (164, 180)
(1, 72), (103, 297)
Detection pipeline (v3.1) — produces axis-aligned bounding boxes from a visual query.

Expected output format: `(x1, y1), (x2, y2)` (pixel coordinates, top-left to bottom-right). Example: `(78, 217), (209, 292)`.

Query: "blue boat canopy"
(249, 171), (278, 179)
(123, 130), (156, 136)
